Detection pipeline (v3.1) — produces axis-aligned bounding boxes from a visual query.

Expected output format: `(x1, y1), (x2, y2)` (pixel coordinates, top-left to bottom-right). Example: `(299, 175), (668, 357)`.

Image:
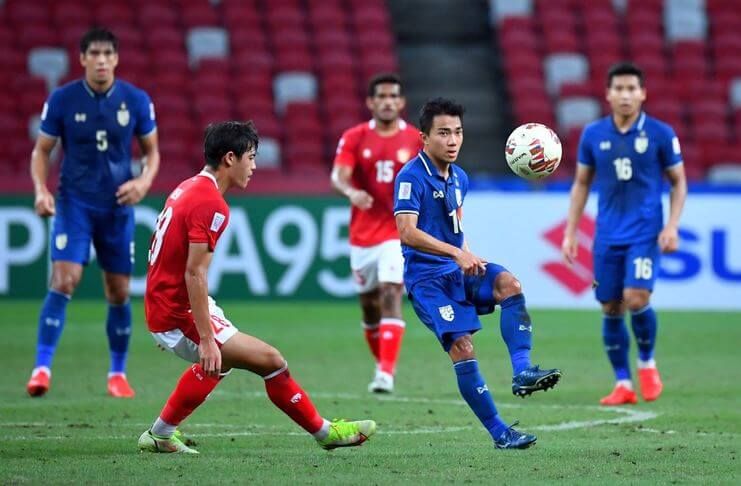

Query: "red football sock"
(264, 367), (324, 434)
(378, 318), (405, 375)
(363, 322), (381, 362)
(160, 364), (220, 426)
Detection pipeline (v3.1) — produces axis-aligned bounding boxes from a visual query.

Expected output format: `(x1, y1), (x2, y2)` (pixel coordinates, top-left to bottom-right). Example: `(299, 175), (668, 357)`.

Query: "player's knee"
(624, 290), (650, 312)
(263, 346), (286, 373)
(494, 272), (522, 301)
(106, 288), (130, 305)
(379, 284), (403, 314)
(51, 272), (80, 295)
(601, 301), (624, 316)
(448, 335), (475, 361)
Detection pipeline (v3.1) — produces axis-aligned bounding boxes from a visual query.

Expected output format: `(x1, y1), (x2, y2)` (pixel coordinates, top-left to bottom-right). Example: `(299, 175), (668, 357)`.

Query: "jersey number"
(148, 206), (173, 265)
(96, 130), (108, 151)
(633, 257), (653, 280)
(375, 160), (394, 183)
(613, 157), (632, 181)
(448, 209), (462, 234)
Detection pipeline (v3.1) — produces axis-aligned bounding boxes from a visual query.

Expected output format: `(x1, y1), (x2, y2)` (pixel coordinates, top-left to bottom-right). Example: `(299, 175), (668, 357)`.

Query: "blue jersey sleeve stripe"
(394, 210), (419, 216)
(664, 160), (684, 169)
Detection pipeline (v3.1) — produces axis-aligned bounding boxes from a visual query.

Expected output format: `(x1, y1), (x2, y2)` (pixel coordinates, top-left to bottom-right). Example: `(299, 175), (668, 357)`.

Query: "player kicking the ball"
(139, 121), (375, 453)
(394, 98), (561, 449)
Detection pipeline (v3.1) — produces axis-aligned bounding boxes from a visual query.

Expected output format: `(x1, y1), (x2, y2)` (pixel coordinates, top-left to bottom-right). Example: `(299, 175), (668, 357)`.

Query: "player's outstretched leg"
(499, 293), (562, 397)
(263, 364), (377, 449)
(27, 289), (71, 397)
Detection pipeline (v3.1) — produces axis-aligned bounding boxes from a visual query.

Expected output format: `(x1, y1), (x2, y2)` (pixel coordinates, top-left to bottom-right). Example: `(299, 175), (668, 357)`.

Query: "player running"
(330, 73), (422, 393)
(27, 27), (160, 398)
(562, 62), (687, 406)
(394, 98), (561, 449)
(139, 121), (376, 454)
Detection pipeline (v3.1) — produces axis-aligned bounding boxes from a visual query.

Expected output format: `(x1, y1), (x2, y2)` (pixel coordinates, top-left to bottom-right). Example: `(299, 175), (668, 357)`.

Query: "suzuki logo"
(541, 216), (596, 295)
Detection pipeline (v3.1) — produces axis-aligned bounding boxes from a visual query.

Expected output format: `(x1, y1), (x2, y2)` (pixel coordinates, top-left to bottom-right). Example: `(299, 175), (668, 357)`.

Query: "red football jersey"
(144, 171), (230, 332)
(333, 119), (423, 247)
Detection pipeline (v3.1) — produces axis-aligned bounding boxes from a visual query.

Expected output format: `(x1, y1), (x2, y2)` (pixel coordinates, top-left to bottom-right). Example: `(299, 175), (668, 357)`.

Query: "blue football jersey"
(39, 79), (156, 208)
(393, 151), (468, 288)
(578, 111), (683, 244)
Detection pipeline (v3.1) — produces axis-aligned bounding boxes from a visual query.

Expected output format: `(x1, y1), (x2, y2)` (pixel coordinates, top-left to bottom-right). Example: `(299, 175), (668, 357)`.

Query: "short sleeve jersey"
(393, 152), (468, 288)
(578, 112), (683, 244)
(144, 172), (229, 332)
(39, 79), (157, 208)
(333, 119), (423, 247)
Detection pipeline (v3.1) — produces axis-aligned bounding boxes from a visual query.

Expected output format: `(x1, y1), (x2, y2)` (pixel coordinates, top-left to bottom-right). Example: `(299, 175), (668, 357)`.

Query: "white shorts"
(151, 297), (239, 364)
(350, 239), (404, 294)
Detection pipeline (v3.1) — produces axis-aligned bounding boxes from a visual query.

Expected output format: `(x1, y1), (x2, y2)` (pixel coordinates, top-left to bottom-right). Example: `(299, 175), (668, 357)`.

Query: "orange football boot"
(27, 368), (51, 397)
(107, 374), (136, 398)
(638, 368), (663, 401)
(599, 384), (637, 405)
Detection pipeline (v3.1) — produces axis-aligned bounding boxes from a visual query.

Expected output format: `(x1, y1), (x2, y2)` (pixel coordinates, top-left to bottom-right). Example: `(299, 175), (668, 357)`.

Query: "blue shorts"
(592, 238), (660, 302)
(408, 263), (507, 351)
(50, 197), (135, 274)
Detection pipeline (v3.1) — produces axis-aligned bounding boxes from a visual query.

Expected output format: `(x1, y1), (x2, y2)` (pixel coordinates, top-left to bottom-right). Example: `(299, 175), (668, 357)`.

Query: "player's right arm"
(30, 135), (58, 217)
(562, 165), (595, 265)
(396, 213), (485, 276)
(185, 242), (221, 377)
(562, 128), (597, 265)
(31, 91), (64, 217)
(331, 128), (373, 209)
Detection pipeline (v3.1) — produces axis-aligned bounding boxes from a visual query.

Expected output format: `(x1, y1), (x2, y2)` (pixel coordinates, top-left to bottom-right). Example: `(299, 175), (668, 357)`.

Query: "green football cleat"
(317, 419), (377, 450)
(138, 429), (199, 454)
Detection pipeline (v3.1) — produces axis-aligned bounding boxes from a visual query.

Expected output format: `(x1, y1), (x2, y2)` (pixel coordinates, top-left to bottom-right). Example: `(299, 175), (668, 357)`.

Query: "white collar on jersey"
(197, 169), (218, 189)
(368, 119), (408, 130)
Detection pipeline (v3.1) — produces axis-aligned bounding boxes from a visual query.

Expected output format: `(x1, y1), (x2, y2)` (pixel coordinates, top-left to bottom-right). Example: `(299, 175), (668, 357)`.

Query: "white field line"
(0, 390), (666, 441)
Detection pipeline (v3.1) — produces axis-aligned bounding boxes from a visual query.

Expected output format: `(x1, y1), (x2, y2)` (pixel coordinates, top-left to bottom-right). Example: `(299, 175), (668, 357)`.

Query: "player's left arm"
(185, 242), (221, 377)
(660, 163), (687, 253)
(658, 129), (687, 253)
(116, 93), (160, 205)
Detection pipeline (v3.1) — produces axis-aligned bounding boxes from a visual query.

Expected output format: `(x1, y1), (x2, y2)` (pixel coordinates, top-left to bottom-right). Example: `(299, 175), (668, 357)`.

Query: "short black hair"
(80, 27), (119, 53)
(419, 97), (465, 134)
(607, 62), (645, 87)
(203, 121), (259, 169)
(367, 72), (403, 97)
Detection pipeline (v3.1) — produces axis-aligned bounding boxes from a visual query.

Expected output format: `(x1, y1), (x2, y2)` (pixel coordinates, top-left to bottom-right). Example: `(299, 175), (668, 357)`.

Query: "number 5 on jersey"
(148, 206), (173, 264)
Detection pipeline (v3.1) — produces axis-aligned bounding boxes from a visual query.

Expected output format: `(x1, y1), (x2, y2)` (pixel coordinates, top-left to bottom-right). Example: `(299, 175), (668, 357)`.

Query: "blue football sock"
(34, 289), (71, 369)
(602, 315), (631, 380)
(106, 301), (132, 374)
(453, 359), (508, 440)
(499, 294), (533, 375)
(630, 305), (657, 362)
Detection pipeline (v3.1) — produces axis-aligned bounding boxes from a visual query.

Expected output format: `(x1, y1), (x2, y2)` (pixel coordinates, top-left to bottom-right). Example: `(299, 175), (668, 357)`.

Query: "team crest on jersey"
(362, 148), (372, 159)
(634, 132), (648, 154)
(396, 148), (411, 163)
(117, 102), (130, 127)
(55, 234), (67, 250)
(439, 305), (455, 322)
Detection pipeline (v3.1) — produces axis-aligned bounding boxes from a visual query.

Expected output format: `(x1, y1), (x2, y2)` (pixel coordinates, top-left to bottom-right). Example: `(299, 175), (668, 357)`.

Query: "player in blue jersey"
(26, 27), (160, 398)
(394, 98), (561, 449)
(562, 62), (687, 406)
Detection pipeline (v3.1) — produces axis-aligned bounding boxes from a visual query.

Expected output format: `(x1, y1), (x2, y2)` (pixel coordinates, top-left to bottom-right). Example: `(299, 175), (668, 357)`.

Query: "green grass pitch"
(1, 300), (739, 484)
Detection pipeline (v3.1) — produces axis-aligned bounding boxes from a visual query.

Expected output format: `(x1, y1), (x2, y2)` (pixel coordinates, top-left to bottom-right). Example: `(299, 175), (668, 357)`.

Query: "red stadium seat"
(274, 49), (314, 72)
(138, 4), (179, 27)
(308, 5), (346, 30)
(181, 4), (221, 27)
(314, 29), (353, 53)
(95, 4), (136, 27)
(542, 29), (580, 54)
(19, 25), (60, 50)
(53, 3), (93, 27)
(8, 2), (51, 25)
(146, 28), (185, 51)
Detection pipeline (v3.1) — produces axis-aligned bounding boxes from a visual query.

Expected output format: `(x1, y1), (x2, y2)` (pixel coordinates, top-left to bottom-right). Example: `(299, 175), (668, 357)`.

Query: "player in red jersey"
(331, 73), (423, 393)
(138, 121), (376, 454)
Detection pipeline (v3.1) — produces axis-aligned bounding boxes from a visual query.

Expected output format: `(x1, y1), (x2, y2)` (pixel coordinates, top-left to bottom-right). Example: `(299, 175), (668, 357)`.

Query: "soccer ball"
(504, 123), (562, 180)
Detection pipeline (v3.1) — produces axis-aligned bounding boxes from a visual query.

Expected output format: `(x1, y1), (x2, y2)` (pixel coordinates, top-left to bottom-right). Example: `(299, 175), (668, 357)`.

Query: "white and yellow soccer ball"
(504, 123), (562, 180)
